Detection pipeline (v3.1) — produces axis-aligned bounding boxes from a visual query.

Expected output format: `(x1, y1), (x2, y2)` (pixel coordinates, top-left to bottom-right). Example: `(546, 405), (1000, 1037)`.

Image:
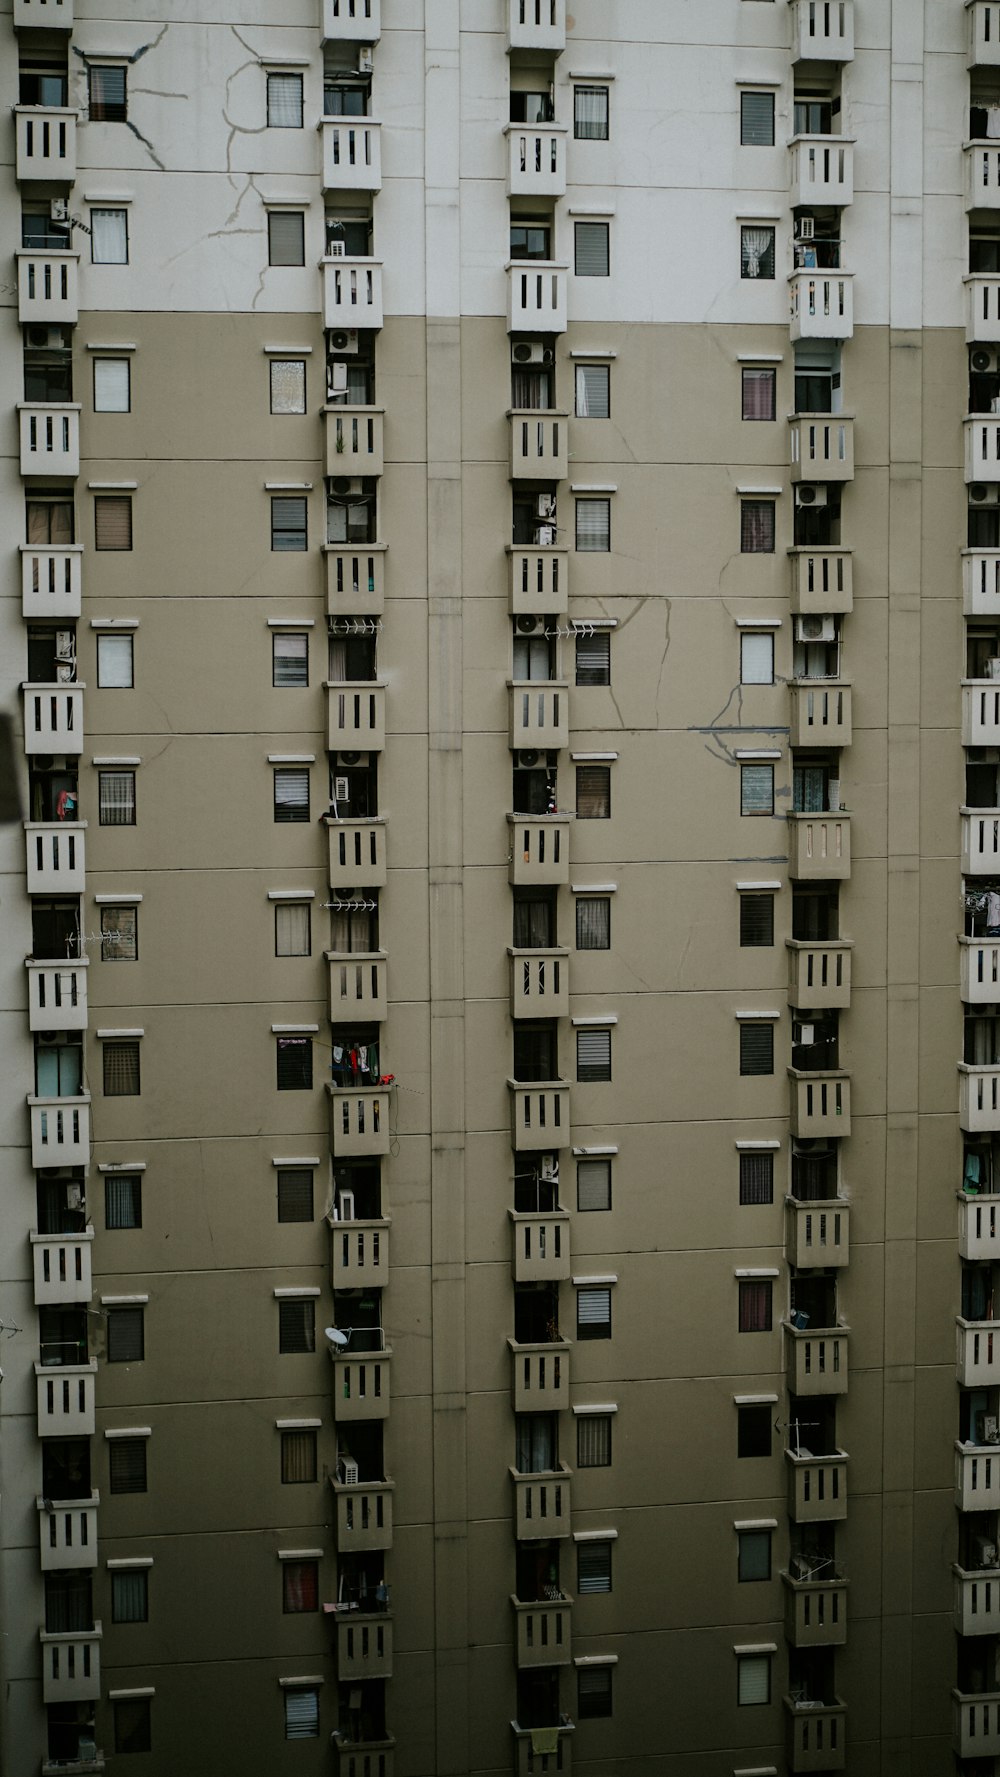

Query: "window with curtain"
(741, 226), (776, 279)
(271, 496), (308, 551)
(281, 1429), (318, 1483)
(574, 85), (609, 139)
(107, 1305), (145, 1362)
(737, 1653), (771, 1705)
(105, 1173), (142, 1228)
(109, 1438), (147, 1493)
(576, 765), (611, 818)
(576, 897), (610, 950)
(268, 211), (306, 267)
(738, 1279), (773, 1332)
(577, 1665), (613, 1718)
(576, 498), (610, 551)
(513, 893), (555, 949)
(740, 91), (775, 145)
(267, 72), (304, 128)
(45, 1571), (93, 1632)
(575, 221), (610, 277)
(742, 367), (776, 421)
(511, 365), (552, 410)
(97, 633), (134, 688)
(101, 905), (138, 961)
(739, 1023), (774, 1076)
(738, 1530), (772, 1582)
(577, 1540), (612, 1594)
(270, 359), (306, 414)
(27, 496), (74, 545)
(577, 1414), (612, 1467)
(89, 65), (127, 120)
(577, 1285), (612, 1338)
(515, 1413), (557, 1473)
(103, 1038), (141, 1096)
(94, 357), (131, 413)
(740, 499), (775, 554)
(577, 1029), (611, 1082)
(285, 1688), (320, 1739)
(114, 1698), (151, 1754)
(740, 764), (774, 816)
(279, 1299), (316, 1353)
(739, 894), (774, 948)
(741, 631), (774, 684)
(274, 768), (310, 822)
(577, 1158), (611, 1212)
(277, 1168), (314, 1222)
(99, 770), (136, 827)
(111, 1568), (149, 1622)
(276, 1037), (313, 1090)
(90, 208), (128, 265)
(94, 495), (132, 550)
(282, 1559), (319, 1612)
(275, 902), (311, 957)
(575, 631), (611, 684)
(575, 364), (610, 418)
(272, 632), (309, 686)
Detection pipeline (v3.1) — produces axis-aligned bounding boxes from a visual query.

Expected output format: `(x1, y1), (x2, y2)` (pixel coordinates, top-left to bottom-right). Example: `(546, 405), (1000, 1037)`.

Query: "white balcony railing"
(961, 1064), (1000, 1132)
(962, 938), (1000, 1005)
(326, 817), (387, 888)
(505, 125), (567, 198)
(786, 1448), (849, 1522)
(14, 0), (74, 25)
(509, 411), (568, 480)
(328, 951), (387, 1021)
(965, 550), (1000, 616)
(19, 405), (80, 477)
(22, 684), (83, 756)
(789, 134), (854, 207)
(789, 1070), (851, 1137)
(970, 1), (1000, 68)
(507, 0), (566, 53)
(331, 1217), (389, 1288)
(509, 1210), (571, 1283)
(789, 682), (852, 748)
(325, 406), (384, 477)
(508, 681), (568, 749)
(786, 940), (852, 1009)
(326, 681), (386, 751)
(964, 680), (1000, 746)
(332, 1478), (393, 1551)
(507, 815), (570, 886)
(325, 545), (386, 616)
(957, 1317), (1000, 1386)
(508, 1080), (571, 1150)
(959, 1192), (1000, 1260)
(29, 1096), (90, 1169)
(509, 949), (569, 1020)
(966, 415), (1000, 483)
(322, 0), (380, 41)
(789, 415), (854, 483)
(512, 1466), (571, 1540)
(332, 1346), (391, 1421)
(31, 1230), (94, 1306)
(789, 547), (853, 614)
(954, 1690), (1000, 1757)
(21, 544), (82, 620)
(25, 822), (85, 895)
(789, 270), (854, 342)
(17, 250), (79, 324)
(40, 1625), (101, 1704)
(323, 257), (383, 331)
(964, 809), (1000, 875)
(509, 1339), (571, 1412)
(507, 262), (568, 334)
(966, 274), (1000, 342)
(36, 1361), (96, 1438)
(785, 1197), (850, 1268)
(37, 1495), (99, 1571)
(788, 812), (851, 881)
(15, 108), (76, 182)
(790, 0), (854, 61)
(328, 1084), (392, 1157)
(967, 144), (1000, 210)
(508, 546), (568, 615)
(955, 1564), (1000, 1635)
(27, 958), (88, 1032)
(957, 1441), (1000, 1511)
(322, 120), (382, 192)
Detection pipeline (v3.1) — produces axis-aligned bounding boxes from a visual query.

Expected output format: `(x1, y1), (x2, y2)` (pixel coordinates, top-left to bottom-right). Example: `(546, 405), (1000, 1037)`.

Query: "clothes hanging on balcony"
(989, 891), (1000, 931)
(531, 1729), (559, 1756)
(966, 1152), (983, 1190)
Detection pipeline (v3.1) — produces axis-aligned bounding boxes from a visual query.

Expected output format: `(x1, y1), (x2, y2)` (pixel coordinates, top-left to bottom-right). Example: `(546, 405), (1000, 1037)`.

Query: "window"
(740, 499), (775, 553)
(91, 208), (128, 265)
(94, 495), (132, 550)
(89, 65), (127, 121)
(282, 1559), (319, 1612)
(277, 1167), (314, 1222)
(577, 1540), (612, 1594)
(276, 1036), (313, 1090)
(578, 1665), (613, 1718)
(737, 1653), (771, 1706)
(281, 1428), (318, 1484)
(575, 364), (610, 418)
(575, 221), (610, 277)
(738, 1530), (772, 1582)
(272, 631), (309, 686)
(510, 220), (552, 261)
(577, 1414), (612, 1467)
(271, 496), (308, 552)
(268, 212), (306, 267)
(577, 1029), (612, 1083)
(575, 632), (611, 685)
(577, 1285), (612, 1339)
(740, 764), (774, 816)
(285, 1687), (320, 1739)
(111, 1568), (149, 1622)
(278, 1298), (316, 1354)
(742, 367), (776, 421)
(739, 894), (774, 948)
(99, 770), (136, 828)
(574, 84), (609, 139)
(576, 498), (611, 552)
(27, 492), (74, 545)
(739, 1152), (774, 1205)
(101, 905), (138, 961)
(738, 1279), (773, 1332)
(270, 359), (306, 414)
(97, 633), (134, 688)
(103, 1039), (141, 1096)
(267, 72), (303, 128)
(275, 903), (311, 958)
(108, 1438), (147, 1494)
(740, 91), (775, 146)
(576, 897), (610, 951)
(94, 357), (131, 413)
(737, 1404), (772, 1459)
(577, 1157), (612, 1212)
(107, 1305), (145, 1362)
(273, 768), (310, 823)
(740, 632), (774, 684)
(576, 765), (611, 819)
(114, 1697), (151, 1755)
(741, 226), (776, 280)
(739, 1023), (774, 1076)
(105, 1173), (142, 1228)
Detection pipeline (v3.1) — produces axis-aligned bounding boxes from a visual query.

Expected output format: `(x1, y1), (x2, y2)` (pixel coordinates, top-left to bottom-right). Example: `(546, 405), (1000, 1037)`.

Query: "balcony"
(36, 1361), (96, 1437)
(17, 249), (78, 324)
(15, 108), (76, 182)
(788, 812), (850, 881)
(954, 1691), (1000, 1757)
(956, 1442), (1000, 1511)
(512, 1723), (574, 1777)
(510, 413), (568, 481)
(511, 1466), (571, 1540)
(509, 951), (568, 1023)
(323, 257), (383, 332)
(790, 135), (854, 208)
(512, 1595), (572, 1668)
(331, 1217), (389, 1288)
(965, 550), (1000, 617)
(785, 1698), (846, 1772)
(960, 1192), (1000, 1260)
(971, 1), (1000, 66)
(789, 1071), (851, 1138)
(27, 958), (89, 1032)
(326, 817), (387, 889)
(331, 1341), (391, 1421)
(31, 1229), (93, 1306)
(967, 143), (1000, 210)
(329, 1085), (392, 1157)
(509, 1339), (571, 1412)
(967, 415), (1000, 484)
(332, 1479), (393, 1552)
(955, 1563), (1000, 1634)
(962, 938), (1000, 1005)
(508, 263), (568, 335)
(782, 1568), (848, 1647)
(789, 547), (852, 616)
(29, 1095), (90, 1169)
(789, 416), (854, 484)
(506, 126), (567, 198)
(508, 546), (568, 616)
(38, 1495), (99, 1571)
(786, 941), (851, 1010)
(327, 682), (386, 752)
(790, 0), (854, 61)
(325, 544), (385, 617)
(786, 1197), (850, 1269)
(508, 816), (569, 886)
(789, 270), (854, 342)
(322, 0), (380, 40)
(510, 1210), (571, 1283)
(509, 683), (568, 751)
(21, 543), (82, 621)
(966, 681), (1000, 748)
(785, 1323), (849, 1395)
(40, 1625), (101, 1705)
(322, 120), (382, 192)
(328, 952), (387, 1022)
(14, 0), (73, 23)
(965, 808), (1000, 877)
(25, 822), (85, 895)
(336, 1612), (393, 1680)
(325, 407), (384, 478)
(507, 0), (565, 52)
(334, 1742), (395, 1777)
(22, 684), (83, 756)
(961, 1064), (1000, 1132)
(967, 274), (1000, 344)
(508, 1080), (570, 1151)
(19, 405), (80, 478)
(958, 1317), (1000, 1386)
(789, 682), (852, 750)
(786, 1448), (848, 1522)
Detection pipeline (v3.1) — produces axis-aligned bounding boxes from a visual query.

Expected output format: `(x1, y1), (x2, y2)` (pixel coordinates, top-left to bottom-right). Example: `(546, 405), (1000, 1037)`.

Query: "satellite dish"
(325, 1327), (349, 1349)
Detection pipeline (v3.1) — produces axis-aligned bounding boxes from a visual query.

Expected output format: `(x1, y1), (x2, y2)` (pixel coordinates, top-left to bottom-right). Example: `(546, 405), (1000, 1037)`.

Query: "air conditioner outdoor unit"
(536, 495), (556, 519)
(972, 347), (1000, 376)
(337, 751), (370, 768)
(339, 1457), (359, 1485)
(328, 361), (349, 397)
(795, 615), (837, 643)
(333, 776), (350, 802)
(974, 1534), (999, 1566)
(337, 1189), (356, 1221)
(516, 749), (541, 769)
(539, 1154), (559, 1182)
(515, 614), (541, 634)
(49, 198), (69, 223)
(330, 477), (365, 498)
(536, 524), (555, 546)
(512, 341), (548, 366)
(358, 47), (374, 73)
(27, 325), (70, 352)
(795, 483), (828, 509)
(329, 329), (360, 354)
(971, 483), (1000, 506)
(56, 663), (75, 683)
(55, 631), (75, 662)
(793, 1022), (816, 1046)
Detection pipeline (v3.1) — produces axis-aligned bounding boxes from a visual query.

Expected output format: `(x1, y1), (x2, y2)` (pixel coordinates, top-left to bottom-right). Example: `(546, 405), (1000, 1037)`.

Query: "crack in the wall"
(72, 30), (172, 170)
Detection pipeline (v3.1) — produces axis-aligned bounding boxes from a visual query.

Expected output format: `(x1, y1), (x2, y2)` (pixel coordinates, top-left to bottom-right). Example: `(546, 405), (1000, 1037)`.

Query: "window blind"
(575, 364), (610, 418)
(274, 769), (310, 822)
(742, 367), (776, 421)
(285, 1689), (320, 1739)
(106, 1173), (142, 1228)
(269, 211), (305, 267)
(577, 1285), (612, 1336)
(103, 1039), (140, 1096)
(97, 633), (134, 687)
(112, 1569), (148, 1622)
(107, 1305), (144, 1360)
(90, 208), (128, 265)
(576, 765), (610, 819)
(99, 771), (136, 827)
(575, 632), (611, 684)
(271, 496), (308, 551)
(740, 91), (775, 146)
(577, 1157), (611, 1211)
(281, 1428), (318, 1483)
(738, 1653), (771, 1705)
(741, 631), (773, 684)
(739, 893), (774, 948)
(268, 73), (304, 128)
(89, 65), (127, 120)
(577, 1029), (611, 1082)
(575, 221), (610, 277)
(739, 1152), (774, 1204)
(109, 1438), (147, 1493)
(740, 764), (774, 816)
(277, 1167), (314, 1221)
(576, 896), (610, 950)
(575, 498), (610, 551)
(275, 902), (311, 957)
(94, 495), (132, 550)
(577, 1540), (612, 1593)
(577, 1414), (611, 1467)
(739, 1023), (774, 1076)
(273, 632), (309, 686)
(94, 357), (130, 412)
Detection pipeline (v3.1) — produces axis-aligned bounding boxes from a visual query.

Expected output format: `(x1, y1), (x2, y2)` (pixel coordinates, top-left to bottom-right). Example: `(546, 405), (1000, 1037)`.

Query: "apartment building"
(1, 0), (994, 1772)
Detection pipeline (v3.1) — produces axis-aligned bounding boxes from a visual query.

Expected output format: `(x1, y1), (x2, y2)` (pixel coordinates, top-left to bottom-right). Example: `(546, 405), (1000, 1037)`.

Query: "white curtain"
(741, 228), (772, 278)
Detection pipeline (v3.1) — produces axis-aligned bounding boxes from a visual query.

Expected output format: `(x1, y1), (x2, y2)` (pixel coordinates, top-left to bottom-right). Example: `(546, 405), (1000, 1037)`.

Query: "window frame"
(113, 1696), (151, 1755)
(103, 1037), (141, 1096)
(278, 1297), (316, 1354)
(269, 358), (307, 415)
(270, 495), (308, 552)
(740, 498), (775, 554)
(284, 1685), (321, 1739)
(740, 631), (774, 685)
(576, 1413), (613, 1468)
(741, 225), (776, 281)
(281, 1428), (318, 1484)
(739, 1022), (775, 1077)
(575, 497), (611, 552)
(577, 1664), (614, 1718)
(573, 83), (609, 141)
(274, 901), (312, 958)
(276, 1036), (313, 1091)
(282, 1558), (319, 1612)
(276, 1166), (315, 1222)
(105, 1172), (143, 1229)
(106, 1304), (145, 1363)
(737, 1403), (772, 1459)
(739, 1151), (775, 1205)
(575, 363), (611, 419)
(89, 64), (128, 122)
(576, 764), (611, 819)
(575, 631), (611, 685)
(574, 220), (610, 277)
(577, 1157), (612, 1212)
(267, 71), (304, 129)
(268, 211), (306, 268)
(101, 904), (138, 962)
(740, 90), (775, 146)
(272, 630), (309, 687)
(576, 1539), (613, 1594)
(737, 1652), (772, 1707)
(98, 769), (137, 828)
(96, 632), (134, 689)
(738, 1278), (773, 1333)
(740, 763), (774, 817)
(93, 356), (131, 414)
(576, 896), (611, 951)
(90, 207), (129, 266)
(739, 893), (774, 948)
(111, 1566), (149, 1623)
(742, 366), (776, 422)
(576, 1027), (612, 1083)
(576, 1285), (612, 1340)
(737, 1529), (772, 1582)
(94, 494), (133, 550)
(109, 1437), (148, 1494)
(273, 767), (310, 823)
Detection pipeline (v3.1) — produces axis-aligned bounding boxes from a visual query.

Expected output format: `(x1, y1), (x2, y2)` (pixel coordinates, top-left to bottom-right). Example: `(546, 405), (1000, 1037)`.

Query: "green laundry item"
(530, 1728), (559, 1756)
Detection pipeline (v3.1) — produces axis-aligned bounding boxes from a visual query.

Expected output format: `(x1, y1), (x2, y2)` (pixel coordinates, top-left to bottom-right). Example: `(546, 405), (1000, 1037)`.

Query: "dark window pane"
(114, 1698), (151, 1754)
(739, 1152), (774, 1205)
(107, 1306), (144, 1362)
(740, 1023), (774, 1076)
(738, 1279), (772, 1332)
(737, 1403), (772, 1458)
(577, 1415), (612, 1467)
(738, 1529), (772, 1582)
(576, 765), (610, 818)
(575, 632), (611, 684)
(740, 894), (774, 947)
(276, 1037), (313, 1090)
(109, 1438), (147, 1493)
(277, 1168), (314, 1222)
(279, 1299), (316, 1353)
(740, 499), (775, 553)
(281, 1429), (318, 1483)
(283, 1559), (319, 1611)
(577, 1665), (613, 1717)
(740, 91), (775, 146)
(103, 1039), (140, 1095)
